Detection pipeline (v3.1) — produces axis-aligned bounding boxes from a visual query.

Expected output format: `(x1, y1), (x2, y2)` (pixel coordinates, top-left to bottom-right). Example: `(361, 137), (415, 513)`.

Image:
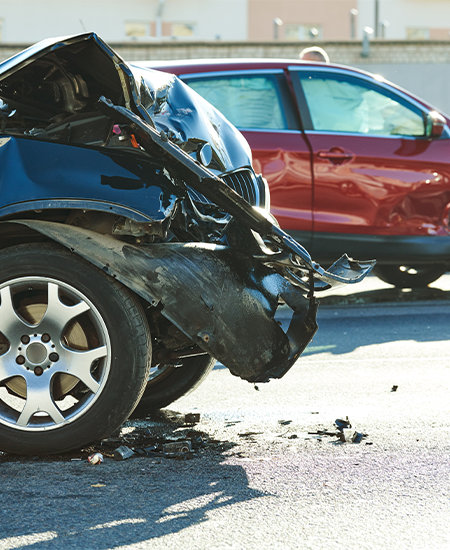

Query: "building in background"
(247, 0), (357, 41)
(0, 0), (248, 43)
(0, 0), (448, 44)
(253, 0), (450, 42)
(357, 0), (450, 41)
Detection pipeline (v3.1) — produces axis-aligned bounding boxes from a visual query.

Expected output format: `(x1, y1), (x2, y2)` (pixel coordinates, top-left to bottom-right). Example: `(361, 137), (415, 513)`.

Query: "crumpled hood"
(128, 64), (252, 172)
(0, 32), (252, 173)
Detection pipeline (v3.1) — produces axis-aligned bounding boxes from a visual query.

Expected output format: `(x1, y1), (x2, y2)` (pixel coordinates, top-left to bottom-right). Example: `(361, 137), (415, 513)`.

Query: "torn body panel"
(12, 219), (317, 383)
(0, 136), (179, 223)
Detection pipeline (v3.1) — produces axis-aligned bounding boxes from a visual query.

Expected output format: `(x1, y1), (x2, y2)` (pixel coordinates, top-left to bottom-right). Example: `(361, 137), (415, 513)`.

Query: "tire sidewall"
(0, 243), (151, 454)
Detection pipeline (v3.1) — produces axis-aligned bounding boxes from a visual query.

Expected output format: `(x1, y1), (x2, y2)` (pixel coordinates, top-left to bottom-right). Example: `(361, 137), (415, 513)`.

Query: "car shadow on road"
(301, 285), (450, 356)
(318, 285), (450, 307)
(0, 412), (267, 549)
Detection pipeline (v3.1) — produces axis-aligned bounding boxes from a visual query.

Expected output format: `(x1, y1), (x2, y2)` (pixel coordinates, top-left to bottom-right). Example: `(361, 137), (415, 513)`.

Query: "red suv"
(141, 58), (450, 287)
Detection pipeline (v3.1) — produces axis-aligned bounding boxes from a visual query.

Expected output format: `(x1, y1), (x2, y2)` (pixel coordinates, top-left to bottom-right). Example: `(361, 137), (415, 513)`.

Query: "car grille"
(188, 168), (267, 209)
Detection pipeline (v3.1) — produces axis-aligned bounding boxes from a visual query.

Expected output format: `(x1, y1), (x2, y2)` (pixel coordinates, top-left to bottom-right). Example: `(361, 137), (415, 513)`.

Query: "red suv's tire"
(373, 264), (447, 288)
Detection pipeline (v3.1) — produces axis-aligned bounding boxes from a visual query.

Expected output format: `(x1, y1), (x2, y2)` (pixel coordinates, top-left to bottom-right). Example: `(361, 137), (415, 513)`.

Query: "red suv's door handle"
(317, 148), (354, 163)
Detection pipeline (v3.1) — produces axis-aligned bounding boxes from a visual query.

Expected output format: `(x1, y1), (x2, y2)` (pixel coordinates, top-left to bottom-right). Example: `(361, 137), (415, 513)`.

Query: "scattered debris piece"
(308, 418), (369, 444)
(70, 458), (82, 461)
(162, 440), (191, 453)
(308, 430), (336, 437)
(335, 417), (351, 430)
(339, 428), (359, 443)
(288, 435), (298, 439)
(278, 420), (292, 426)
(87, 453), (104, 465)
(187, 432), (205, 449)
(391, 385), (398, 392)
(184, 413), (201, 425)
(113, 445), (135, 461)
(91, 483), (106, 488)
(238, 432), (263, 438)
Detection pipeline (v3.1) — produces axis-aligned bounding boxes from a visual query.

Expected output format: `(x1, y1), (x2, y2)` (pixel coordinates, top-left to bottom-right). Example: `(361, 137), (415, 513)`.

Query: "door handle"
(317, 148), (354, 163)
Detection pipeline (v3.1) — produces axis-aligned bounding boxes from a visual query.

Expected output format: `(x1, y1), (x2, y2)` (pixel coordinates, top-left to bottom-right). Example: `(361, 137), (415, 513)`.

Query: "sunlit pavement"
(317, 270), (450, 307)
(1, 272), (450, 550)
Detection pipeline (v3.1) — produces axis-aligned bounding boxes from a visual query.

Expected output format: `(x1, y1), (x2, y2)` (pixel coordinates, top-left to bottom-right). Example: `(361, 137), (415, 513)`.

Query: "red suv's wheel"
(373, 264), (447, 288)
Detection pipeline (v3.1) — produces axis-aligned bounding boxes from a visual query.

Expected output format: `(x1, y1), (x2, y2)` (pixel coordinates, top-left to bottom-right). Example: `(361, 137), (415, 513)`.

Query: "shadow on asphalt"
(317, 285), (450, 307)
(301, 284), (450, 357)
(0, 411), (266, 548)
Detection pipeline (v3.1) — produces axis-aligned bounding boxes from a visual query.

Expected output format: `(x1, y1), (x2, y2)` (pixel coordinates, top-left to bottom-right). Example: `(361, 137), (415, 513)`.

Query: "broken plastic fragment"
(162, 440), (191, 453)
(113, 445), (135, 461)
(87, 453), (103, 465)
(184, 413), (200, 424)
(335, 417), (351, 431)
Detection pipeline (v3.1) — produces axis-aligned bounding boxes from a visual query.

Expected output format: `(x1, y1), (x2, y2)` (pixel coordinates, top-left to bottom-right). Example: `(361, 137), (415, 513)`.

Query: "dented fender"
(12, 219), (318, 383)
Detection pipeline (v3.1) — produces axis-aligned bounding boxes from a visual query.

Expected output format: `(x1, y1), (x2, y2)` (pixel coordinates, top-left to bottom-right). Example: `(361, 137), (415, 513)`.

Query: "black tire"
(0, 243), (151, 455)
(373, 264), (447, 288)
(131, 355), (215, 418)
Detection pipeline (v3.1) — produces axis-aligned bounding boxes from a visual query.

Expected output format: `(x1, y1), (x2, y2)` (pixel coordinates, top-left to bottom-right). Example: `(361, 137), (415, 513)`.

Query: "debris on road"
(162, 440), (192, 453)
(113, 446), (136, 461)
(238, 432), (264, 438)
(184, 413), (201, 425)
(391, 385), (399, 392)
(98, 427), (205, 463)
(335, 417), (351, 431)
(308, 418), (369, 444)
(87, 453), (104, 465)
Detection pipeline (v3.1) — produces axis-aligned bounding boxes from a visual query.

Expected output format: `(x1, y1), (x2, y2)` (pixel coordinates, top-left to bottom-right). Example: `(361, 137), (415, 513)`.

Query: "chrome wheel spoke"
(63, 346), (107, 393)
(0, 286), (31, 340)
(40, 283), (90, 333)
(0, 350), (22, 383)
(17, 374), (65, 427)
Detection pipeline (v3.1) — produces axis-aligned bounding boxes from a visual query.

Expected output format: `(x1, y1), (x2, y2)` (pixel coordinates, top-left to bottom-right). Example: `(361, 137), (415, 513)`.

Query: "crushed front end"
(0, 33), (375, 385)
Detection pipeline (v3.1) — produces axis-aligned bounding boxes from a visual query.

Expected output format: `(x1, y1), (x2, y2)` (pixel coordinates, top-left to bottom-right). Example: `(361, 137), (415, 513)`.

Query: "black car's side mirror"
(426, 110), (447, 138)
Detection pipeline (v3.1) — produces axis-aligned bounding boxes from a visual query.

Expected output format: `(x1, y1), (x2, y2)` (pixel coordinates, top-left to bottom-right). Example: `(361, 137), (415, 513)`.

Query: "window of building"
(406, 28), (430, 40)
(125, 22), (149, 38)
(171, 23), (196, 38)
(285, 24), (323, 41)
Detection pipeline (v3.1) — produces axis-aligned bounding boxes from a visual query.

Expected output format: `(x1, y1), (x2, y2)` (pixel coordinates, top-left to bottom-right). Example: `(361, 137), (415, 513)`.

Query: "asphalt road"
(1, 274), (450, 550)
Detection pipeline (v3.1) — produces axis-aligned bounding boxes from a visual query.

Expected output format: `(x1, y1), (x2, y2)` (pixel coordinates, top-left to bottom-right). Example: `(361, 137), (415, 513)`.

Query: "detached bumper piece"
(15, 220), (316, 383)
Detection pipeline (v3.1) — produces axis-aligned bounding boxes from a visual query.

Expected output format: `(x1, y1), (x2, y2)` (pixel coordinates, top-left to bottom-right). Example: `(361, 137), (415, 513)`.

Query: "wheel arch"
(0, 201), (168, 255)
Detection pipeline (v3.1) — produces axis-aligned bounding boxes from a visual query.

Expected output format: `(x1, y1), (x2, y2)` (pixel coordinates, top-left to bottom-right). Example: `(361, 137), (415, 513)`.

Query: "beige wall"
(248, 0), (357, 41)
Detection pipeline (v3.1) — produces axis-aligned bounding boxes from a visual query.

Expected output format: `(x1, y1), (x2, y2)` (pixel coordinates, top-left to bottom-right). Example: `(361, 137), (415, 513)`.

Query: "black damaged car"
(0, 33), (374, 454)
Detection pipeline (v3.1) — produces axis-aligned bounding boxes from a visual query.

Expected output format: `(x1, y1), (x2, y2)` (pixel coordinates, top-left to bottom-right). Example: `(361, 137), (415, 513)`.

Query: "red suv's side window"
(295, 71), (425, 137)
(187, 74), (289, 130)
